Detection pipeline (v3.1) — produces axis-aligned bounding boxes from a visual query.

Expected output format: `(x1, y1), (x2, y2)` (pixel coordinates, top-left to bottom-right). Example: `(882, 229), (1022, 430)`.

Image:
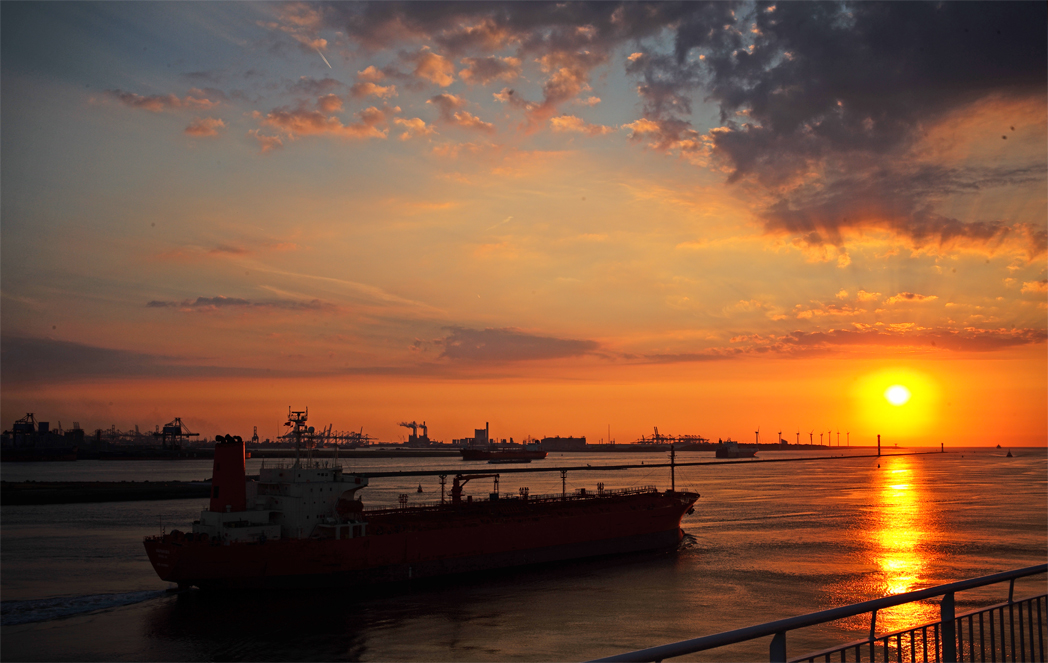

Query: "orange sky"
(2, 3), (1045, 445)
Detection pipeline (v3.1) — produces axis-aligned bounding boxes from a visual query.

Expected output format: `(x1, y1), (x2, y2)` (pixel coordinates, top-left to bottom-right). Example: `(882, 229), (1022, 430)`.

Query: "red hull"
(144, 489), (697, 589)
(460, 448), (547, 460)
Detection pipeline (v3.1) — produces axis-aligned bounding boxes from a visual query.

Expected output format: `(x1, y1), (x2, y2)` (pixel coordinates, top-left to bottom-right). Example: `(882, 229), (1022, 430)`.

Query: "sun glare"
(853, 368), (940, 441)
(885, 385), (911, 406)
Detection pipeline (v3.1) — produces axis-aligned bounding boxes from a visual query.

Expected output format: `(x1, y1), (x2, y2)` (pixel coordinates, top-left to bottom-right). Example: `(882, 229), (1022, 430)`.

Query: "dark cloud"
(285, 2), (1046, 255)
(762, 164), (1048, 255)
(700, 2), (1047, 181)
(640, 350), (739, 364)
(0, 337), (281, 383)
(459, 56), (521, 85)
(145, 296), (335, 311)
(777, 328), (1047, 353)
(287, 76), (345, 96)
(439, 327), (598, 361)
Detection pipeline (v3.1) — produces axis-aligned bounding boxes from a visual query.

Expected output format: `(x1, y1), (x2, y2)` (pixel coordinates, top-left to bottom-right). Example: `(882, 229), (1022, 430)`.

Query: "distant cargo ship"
(143, 408), (698, 590)
(715, 439), (757, 459)
(460, 447), (547, 461)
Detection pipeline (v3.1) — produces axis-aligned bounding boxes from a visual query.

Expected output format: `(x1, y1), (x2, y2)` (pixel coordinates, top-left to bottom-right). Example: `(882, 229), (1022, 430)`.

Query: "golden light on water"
(868, 456), (939, 632)
(885, 385), (911, 406)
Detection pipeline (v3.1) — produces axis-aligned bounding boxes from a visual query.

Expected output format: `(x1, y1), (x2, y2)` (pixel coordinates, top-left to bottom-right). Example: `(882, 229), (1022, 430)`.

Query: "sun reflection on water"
(866, 456), (939, 633)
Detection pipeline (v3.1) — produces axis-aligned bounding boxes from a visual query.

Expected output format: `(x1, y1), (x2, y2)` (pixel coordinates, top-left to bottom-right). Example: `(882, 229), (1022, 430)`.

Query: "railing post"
(770, 631), (786, 663)
(942, 591), (957, 663)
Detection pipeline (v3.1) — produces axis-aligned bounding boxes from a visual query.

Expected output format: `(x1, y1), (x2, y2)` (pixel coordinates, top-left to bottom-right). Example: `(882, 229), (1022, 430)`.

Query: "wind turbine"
(755, 426), (760, 445)
(820, 432), (824, 445)
(796, 430), (801, 445)
(847, 431), (850, 446)
(778, 430), (782, 445)
(809, 430), (814, 445)
(837, 430), (840, 446)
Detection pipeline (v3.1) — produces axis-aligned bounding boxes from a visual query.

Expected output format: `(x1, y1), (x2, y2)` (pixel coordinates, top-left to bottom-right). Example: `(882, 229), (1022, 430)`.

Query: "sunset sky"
(2, 2), (1045, 446)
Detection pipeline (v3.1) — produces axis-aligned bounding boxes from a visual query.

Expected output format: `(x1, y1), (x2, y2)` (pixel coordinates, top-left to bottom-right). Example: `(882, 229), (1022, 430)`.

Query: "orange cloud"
(1021, 280), (1048, 295)
(316, 94), (343, 113)
(357, 65), (385, 82)
(249, 129), (283, 153)
(108, 89), (219, 113)
(260, 103), (398, 140)
(549, 115), (614, 136)
(410, 50), (455, 87)
(885, 292), (939, 305)
(426, 94), (494, 133)
(349, 82), (397, 99)
(184, 117), (225, 137)
(393, 117), (437, 141)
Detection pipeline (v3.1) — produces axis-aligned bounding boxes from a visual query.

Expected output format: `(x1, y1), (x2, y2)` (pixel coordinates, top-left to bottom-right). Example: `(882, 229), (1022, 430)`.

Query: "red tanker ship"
(144, 410), (699, 590)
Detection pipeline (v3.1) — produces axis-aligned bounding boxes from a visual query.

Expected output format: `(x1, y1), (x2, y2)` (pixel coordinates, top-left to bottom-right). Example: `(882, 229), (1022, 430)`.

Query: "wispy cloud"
(439, 327), (598, 362)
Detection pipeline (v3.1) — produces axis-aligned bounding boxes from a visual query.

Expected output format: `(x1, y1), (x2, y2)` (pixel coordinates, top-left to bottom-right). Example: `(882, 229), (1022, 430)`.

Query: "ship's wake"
(1, 590), (168, 626)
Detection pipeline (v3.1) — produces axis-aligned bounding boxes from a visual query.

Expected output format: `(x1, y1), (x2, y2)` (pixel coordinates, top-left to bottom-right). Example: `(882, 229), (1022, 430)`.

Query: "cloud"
(405, 49), (455, 87)
(349, 82), (397, 99)
(393, 117), (436, 141)
(287, 76), (344, 96)
(776, 327), (1046, 354)
(259, 100), (398, 140)
(458, 56), (522, 85)
(439, 327), (598, 361)
(549, 115), (614, 137)
(107, 89), (219, 112)
(698, 3), (1047, 181)
(885, 292), (939, 305)
(184, 117), (226, 137)
(249, 129), (283, 153)
(760, 164), (1047, 257)
(145, 296), (335, 312)
(0, 336), (279, 383)
(357, 65), (385, 82)
(1020, 280), (1048, 295)
(315, 94), (344, 113)
(426, 93), (495, 133)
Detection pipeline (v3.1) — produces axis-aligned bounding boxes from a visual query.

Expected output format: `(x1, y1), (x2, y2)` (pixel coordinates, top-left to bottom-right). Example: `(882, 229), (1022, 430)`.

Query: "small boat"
(1006, 450), (1013, 457)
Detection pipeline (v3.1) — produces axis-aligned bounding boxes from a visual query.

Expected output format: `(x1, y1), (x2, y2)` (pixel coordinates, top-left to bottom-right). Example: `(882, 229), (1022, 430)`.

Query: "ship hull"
(144, 490), (696, 589)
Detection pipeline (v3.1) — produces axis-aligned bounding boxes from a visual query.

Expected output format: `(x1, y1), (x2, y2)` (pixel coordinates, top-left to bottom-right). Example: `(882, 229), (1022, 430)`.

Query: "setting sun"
(885, 385), (912, 406)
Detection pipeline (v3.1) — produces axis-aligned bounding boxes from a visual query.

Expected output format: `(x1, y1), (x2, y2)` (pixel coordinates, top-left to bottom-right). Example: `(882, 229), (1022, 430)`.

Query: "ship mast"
(286, 407), (308, 467)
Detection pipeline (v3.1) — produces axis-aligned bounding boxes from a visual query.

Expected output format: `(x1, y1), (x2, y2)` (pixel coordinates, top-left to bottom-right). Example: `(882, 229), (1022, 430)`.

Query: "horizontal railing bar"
(589, 565), (1047, 663)
(955, 594), (1046, 621)
(360, 451), (937, 478)
(788, 594), (1048, 663)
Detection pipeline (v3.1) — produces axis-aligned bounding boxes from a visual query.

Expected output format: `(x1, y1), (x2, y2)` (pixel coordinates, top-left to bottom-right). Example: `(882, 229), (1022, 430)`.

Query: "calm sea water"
(2, 448), (1045, 661)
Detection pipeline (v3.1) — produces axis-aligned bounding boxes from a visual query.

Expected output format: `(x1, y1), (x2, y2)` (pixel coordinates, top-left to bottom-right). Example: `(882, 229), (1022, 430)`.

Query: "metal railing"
(590, 565), (1046, 663)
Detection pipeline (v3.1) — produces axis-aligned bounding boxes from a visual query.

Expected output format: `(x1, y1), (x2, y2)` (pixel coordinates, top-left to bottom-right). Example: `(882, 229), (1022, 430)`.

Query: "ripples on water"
(1, 448), (1044, 661)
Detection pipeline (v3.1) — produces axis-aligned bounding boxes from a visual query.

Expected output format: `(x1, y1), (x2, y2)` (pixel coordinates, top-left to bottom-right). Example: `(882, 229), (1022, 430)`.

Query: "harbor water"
(2, 448), (1045, 661)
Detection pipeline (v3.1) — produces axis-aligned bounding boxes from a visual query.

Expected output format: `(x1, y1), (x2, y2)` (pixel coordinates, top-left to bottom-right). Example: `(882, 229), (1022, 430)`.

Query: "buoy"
(417, 483), (423, 493)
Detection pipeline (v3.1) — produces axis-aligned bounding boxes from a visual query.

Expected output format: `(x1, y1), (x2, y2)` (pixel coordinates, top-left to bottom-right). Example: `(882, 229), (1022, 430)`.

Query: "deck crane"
(450, 473), (500, 504)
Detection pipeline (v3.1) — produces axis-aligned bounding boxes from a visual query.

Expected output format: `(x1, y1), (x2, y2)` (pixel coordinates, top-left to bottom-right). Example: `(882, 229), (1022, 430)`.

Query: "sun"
(885, 385), (912, 406)
(853, 368), (940, 440)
